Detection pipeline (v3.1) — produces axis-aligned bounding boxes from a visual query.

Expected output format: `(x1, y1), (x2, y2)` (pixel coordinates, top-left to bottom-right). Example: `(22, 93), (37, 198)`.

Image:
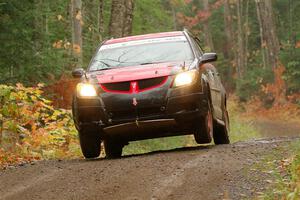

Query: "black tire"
(194, 103), (213, 144)
(104, 140), (123, 158)
(213, 109), (230, 144)
(79, 126), (101, 158)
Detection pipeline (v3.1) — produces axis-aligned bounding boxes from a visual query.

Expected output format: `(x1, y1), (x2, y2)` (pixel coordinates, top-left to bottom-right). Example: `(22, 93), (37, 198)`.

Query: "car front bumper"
(72, 82), (208, 140)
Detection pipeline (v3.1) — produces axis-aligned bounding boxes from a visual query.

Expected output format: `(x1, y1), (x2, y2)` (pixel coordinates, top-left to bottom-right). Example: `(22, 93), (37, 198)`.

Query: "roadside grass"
(254, 140), (300, 200)
(227, 98), (261, 143)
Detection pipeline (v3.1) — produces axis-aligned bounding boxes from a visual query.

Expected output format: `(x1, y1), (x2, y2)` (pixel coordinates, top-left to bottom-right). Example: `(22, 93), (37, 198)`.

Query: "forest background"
(1, 1), (300, 197)
(1, 0), (300, 105)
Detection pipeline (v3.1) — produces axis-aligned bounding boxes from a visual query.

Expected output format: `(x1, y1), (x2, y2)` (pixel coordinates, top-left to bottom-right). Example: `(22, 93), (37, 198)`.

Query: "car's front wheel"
(79, 126), (101, 158)
(194, 103), (213, 144)
(104, 140), (123, 158)
(213, 109), (230, 144)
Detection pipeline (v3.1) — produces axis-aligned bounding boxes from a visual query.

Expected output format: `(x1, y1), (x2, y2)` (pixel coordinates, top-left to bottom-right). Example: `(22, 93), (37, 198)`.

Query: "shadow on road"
(122, 144), (214, 158)
(83, 144), (214, 162)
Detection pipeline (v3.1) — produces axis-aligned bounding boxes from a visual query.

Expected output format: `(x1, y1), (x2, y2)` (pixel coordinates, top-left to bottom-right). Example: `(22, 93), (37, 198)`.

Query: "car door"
(193, 37), (223, 119)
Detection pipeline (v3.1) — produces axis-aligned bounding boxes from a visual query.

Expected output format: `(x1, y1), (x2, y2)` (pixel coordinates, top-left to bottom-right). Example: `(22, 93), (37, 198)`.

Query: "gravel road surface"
(1, 136), (299, 200)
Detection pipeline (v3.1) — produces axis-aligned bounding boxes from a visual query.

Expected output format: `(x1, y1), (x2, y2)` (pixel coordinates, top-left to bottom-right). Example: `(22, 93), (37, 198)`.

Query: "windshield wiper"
(90, 67), (115, 72)
(139, 62), (154, 65)
(94, 60), (113, 68)
(89, 60), (115, 72)
(139, 61), (164, 65)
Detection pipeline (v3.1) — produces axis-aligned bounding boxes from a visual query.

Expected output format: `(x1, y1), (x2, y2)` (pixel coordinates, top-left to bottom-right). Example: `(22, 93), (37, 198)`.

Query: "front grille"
(101, 76), (167, 93)
(110, 106), (163, 121)
(102, 82), (130, 92)
(138, 77), (166, 90)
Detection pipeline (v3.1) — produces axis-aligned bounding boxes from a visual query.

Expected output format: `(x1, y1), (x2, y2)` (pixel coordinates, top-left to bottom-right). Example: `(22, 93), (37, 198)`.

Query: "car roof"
(104, 31), (185, 45)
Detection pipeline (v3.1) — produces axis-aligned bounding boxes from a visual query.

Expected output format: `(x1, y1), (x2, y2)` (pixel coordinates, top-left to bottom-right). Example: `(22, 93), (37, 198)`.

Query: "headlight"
(173, 70), (197, 87)
(77, 83), (97, 97)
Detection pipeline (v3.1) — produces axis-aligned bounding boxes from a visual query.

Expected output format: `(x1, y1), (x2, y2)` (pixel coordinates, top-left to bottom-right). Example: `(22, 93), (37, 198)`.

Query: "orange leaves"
(0, 84), (80, 168)
(0, 146), (41, 169)
(53, 40), (63, 49)
(261, 63), (287, 106)
(44, 75), (79, 108)
(295, 41), (300, 49)
(72, 44), (81, 54)
(75, 10), (84, 26)
(52, 40), (72, 50)
(176, 0), (224, 30)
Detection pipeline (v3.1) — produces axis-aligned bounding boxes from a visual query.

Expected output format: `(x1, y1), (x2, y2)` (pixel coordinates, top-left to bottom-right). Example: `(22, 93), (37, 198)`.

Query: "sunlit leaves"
(0, 84), (80, 168)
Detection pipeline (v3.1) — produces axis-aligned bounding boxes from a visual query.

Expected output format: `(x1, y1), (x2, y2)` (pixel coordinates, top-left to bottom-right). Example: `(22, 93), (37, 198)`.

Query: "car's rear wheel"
(104, 140), (123, 158)
(194, 103), (213, 144)
(213, 108), (230, 144)
(79, 126), (101, 158)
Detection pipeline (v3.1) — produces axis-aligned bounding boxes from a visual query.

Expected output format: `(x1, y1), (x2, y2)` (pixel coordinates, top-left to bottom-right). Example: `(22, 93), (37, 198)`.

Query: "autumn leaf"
(73, 44), (81, 54)
(64, 42), (71, 49)
(52, 40), (63, 49)
(37, 83), (45, 88)
(295, 41), (300, 48)
(75, 11), (84, 26)
(0, 84), (80, 168)
(57, 15), (63, 21)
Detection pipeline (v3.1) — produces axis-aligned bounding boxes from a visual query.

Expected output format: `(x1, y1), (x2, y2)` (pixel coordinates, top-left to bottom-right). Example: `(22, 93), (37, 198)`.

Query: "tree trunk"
(71, 0), (83, 68)
(236, 0), (245, 78)
(109, 0), (125, 38)
(223, 0), (238, 66)
(255, 0), (267, 69)
(202, 0), (214, 51)
(244, 0), (250, 71)
(123, 0), (134, 36)
(172, 6), (177, 31)
(98, 0), (104, 41)
(223, 0), (237, 89)
(223, 0), (233, 59)
(255, 0), (286, 105)
(255, 0), (280, 69)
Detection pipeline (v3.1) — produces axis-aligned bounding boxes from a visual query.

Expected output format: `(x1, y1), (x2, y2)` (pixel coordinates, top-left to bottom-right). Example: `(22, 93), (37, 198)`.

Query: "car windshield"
(89, 40), (194, 71)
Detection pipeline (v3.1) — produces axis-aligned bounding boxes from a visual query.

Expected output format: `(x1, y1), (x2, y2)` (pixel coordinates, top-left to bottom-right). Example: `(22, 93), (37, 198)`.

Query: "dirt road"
(0, 136), (299, 200)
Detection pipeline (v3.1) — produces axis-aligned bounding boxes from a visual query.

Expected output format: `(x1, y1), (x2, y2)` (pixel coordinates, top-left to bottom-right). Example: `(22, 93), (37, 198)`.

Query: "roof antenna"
(83, 71), (88, 82)
(182, 61), (186, 70)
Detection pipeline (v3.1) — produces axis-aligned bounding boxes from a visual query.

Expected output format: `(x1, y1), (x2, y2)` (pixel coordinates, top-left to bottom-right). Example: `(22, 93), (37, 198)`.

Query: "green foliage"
(0, 0), (175, 85)
(236, 67), (274, 102)
(132, 0), (174, 35)
(260, 140), (300, 199)
(0, 1), (72, 85)
(227, 98), (261, 142)
(280, 47), (300, 94)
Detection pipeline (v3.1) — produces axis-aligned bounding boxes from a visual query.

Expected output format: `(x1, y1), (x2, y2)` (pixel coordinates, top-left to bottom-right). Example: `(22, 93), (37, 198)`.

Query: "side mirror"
(199, 53), (217, 65)
(72, 68), (85, 78)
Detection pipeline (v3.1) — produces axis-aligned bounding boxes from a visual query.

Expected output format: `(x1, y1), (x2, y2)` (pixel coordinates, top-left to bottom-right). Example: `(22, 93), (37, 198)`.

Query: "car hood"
(91, 61), (192, 84)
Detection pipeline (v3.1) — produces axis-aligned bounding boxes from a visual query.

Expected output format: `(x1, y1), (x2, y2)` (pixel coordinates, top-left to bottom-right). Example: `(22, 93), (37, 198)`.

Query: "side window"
(189, 37), (201, 57)
(194, 38), (204, 55)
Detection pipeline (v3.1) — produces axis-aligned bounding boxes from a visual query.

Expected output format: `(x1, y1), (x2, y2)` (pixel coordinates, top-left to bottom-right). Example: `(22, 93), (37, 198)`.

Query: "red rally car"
(72, 30), (230, 158)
